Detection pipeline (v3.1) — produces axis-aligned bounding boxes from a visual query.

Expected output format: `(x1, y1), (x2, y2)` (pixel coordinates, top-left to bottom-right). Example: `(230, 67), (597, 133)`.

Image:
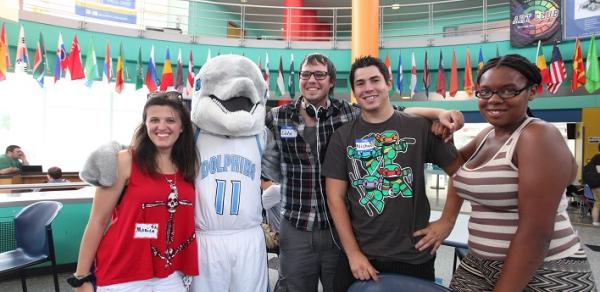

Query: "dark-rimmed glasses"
(475, 86), (530, 100)
(147, 91), (183, 101)
(299, 71), (329, 80)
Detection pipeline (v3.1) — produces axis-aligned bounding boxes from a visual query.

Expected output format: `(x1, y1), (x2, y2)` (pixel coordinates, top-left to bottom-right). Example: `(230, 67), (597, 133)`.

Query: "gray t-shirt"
(322, 111), (458, 264)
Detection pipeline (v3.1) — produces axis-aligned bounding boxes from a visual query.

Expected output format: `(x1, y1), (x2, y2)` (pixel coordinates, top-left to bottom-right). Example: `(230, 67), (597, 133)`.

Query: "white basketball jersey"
(195, 131), (263, 231)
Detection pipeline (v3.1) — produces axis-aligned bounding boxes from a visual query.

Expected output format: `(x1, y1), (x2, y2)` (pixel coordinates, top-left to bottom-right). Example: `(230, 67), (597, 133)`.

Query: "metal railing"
(21, 0), (510, 48)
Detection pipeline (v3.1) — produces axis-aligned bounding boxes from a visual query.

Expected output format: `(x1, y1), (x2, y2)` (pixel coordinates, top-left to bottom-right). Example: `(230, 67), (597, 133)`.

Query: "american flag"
(548, 43), (566, 94)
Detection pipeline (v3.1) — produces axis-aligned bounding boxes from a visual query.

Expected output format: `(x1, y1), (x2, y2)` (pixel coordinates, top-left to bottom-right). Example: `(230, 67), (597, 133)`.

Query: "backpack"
(583, 156), (600, 188)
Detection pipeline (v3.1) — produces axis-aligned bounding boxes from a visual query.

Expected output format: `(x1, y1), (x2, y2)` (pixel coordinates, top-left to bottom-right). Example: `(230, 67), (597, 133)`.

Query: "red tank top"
(95, 162), (198, 286)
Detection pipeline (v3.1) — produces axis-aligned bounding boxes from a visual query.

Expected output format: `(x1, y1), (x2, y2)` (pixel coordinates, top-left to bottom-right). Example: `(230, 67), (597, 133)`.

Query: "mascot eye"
(195, 79), (202, 91)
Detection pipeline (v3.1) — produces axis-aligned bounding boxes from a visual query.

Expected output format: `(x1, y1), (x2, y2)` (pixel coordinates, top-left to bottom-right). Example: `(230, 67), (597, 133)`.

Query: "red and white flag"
(185, 49), (194, 97)
(548, 43), (566, 94)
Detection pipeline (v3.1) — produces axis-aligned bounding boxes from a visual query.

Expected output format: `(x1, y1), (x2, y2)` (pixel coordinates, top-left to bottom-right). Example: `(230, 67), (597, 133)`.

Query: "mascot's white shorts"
(191, 225), (269, 292)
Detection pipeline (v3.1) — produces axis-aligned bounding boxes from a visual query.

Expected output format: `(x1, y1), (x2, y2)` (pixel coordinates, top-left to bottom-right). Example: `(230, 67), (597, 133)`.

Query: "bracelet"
(74, 272), (91, 279)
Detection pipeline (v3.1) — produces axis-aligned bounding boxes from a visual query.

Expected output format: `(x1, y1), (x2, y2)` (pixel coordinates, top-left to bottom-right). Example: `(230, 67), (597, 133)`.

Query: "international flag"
(115, 42), (125, 93)
(160, 48), (173, 91)
(410, 52), (417, 97)
(395, 52), (403, 94)
(68, 35), (85, 80)
(547, 43), (566, 94)
(0, 23), (10, 81)
(185, 49), (194, 97)
(14, 25), (29, 74)
(476, 47), (484, 89)
(0, 23), (9, 81)
(145, 46), (158, 92)
(174, 48), (184, 92)
(449, 50), (458, 97)
(276, 56), (286, 97)
(84, 38), (98, 88)
(135, 46), (143, 90)
(102, 41), (112, 83)
(288, 54), (295, 97)
(32, 32), (47, 87)
(585, 35), (600, 93)
(464, 48), (473, 97)
(257, 55), (263, 75)
(423, 51), (430, 98)
(535, 40), (550, 93)
(571, 37), (585, 92)
(264, 52), (270, 86)
(496, 43), (500, 57)
(385, 52), (392, 81)
(206, 48), (212, 63)
(436, 50), (445, 98)
(54, 33), (68, 83)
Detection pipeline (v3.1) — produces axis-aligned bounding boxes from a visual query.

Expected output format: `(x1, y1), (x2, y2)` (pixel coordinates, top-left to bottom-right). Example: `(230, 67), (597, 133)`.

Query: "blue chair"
(452, 247), (469, 273)
(348, 273), (452, 292)
(0, 201), (63, 292)
(582, 184), (596, 218)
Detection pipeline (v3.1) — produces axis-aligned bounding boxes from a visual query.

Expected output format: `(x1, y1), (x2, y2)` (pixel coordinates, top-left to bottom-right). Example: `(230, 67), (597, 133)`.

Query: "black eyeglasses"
(299, 71), (329, 80)
(147, 91), (183, 101)
(475, 85), (531, 100)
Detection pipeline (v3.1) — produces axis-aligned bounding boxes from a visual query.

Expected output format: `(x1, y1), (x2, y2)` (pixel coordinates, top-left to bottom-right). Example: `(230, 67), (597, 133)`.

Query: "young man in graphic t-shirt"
(321, 56), (464, 292)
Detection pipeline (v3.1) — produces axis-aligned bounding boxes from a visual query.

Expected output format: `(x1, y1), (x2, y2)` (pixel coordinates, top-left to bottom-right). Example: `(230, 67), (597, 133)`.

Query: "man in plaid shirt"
(262, 53), (463, 292)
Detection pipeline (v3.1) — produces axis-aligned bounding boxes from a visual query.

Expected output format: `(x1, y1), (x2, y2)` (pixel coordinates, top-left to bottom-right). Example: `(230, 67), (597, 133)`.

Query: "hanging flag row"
(386, 37), (600, 98)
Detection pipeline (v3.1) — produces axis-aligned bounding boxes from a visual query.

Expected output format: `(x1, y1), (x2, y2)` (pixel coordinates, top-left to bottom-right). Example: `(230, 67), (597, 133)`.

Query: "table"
(430, 210), (469, 249)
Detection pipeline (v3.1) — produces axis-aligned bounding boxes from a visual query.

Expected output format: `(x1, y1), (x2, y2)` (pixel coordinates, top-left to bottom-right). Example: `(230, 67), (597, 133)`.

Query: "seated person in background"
(46, 166), (70, 183)
(0, 145), (29, 174)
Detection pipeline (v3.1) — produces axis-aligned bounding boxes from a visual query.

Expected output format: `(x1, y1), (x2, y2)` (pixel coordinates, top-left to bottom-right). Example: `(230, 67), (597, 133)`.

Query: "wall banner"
(564, 0), (600, 40)
(75, 0), (137, 25)
(510, 0), (562, 47)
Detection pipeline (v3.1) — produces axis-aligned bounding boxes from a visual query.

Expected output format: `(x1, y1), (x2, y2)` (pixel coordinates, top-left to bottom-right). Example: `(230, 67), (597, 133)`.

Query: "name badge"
(280, 126), (297, 139)
(134, 223), (159, 239)
(355, 138), (374, 150)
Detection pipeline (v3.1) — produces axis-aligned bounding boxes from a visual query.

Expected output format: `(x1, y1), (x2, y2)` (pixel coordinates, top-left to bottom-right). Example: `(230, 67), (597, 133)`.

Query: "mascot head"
(192, 54), (268, 137)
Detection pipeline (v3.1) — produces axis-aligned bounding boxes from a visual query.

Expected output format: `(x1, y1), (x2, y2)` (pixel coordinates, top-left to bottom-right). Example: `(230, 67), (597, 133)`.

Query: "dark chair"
(452, 247), (469, 273)
(348, 273), (452, 292)
(582, 184), (596, 218)
(0, 201), (63, 292)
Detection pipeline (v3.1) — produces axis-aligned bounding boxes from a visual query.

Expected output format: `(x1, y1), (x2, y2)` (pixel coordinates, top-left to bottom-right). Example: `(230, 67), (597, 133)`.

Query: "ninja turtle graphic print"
(322, 111), (457, 264)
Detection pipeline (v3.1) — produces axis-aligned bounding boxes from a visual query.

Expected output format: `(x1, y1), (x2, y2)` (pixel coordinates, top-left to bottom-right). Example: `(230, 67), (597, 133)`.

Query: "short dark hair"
(299, 53), (337, 96)
(47, 167), (63, 180)
(476, 54), (542, 88)
(349, 56), (391, 91)
(132, 96), (198, 182)
(5, 145), (20, 154)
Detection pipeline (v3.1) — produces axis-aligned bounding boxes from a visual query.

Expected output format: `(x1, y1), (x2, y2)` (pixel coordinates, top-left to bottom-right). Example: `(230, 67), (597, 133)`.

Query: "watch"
(66, 273), (95, 288)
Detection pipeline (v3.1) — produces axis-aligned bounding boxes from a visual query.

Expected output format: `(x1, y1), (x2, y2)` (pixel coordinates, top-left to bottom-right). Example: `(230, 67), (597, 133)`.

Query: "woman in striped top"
(415, 54), (596, 291)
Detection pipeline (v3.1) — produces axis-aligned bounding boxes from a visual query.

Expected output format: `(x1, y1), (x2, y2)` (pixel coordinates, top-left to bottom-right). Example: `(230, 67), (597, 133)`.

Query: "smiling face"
(477, 66), (534, 130)
(299, 61), (334, 107)
(144, 105), (183, 152)
(352, 65), (392, 114)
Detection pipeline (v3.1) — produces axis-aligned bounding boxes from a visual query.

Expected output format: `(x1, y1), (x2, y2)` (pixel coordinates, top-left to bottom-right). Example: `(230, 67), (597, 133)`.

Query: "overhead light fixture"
(392, 4), (400, 10)
(241, 0), (247, 3)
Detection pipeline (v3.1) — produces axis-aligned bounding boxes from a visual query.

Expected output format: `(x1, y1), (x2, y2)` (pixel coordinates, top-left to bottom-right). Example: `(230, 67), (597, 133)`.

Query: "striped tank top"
(453, 117), (584, 261)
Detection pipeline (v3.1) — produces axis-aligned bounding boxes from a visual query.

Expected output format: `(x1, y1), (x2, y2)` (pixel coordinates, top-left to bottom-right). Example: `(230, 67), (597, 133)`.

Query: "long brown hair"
(131, 96), (198, 182)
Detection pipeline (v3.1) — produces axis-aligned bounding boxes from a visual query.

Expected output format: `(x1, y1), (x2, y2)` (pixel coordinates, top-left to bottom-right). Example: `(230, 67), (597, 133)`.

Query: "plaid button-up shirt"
(262, 97), (360, 231)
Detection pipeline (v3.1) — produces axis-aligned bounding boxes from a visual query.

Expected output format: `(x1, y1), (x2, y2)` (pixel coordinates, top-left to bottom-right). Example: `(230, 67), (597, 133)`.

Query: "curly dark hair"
(131, 96), (198, 182)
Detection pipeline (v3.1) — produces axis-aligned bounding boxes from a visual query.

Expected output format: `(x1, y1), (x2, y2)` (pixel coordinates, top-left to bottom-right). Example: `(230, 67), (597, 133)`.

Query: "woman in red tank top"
(72, 92), (199, 292)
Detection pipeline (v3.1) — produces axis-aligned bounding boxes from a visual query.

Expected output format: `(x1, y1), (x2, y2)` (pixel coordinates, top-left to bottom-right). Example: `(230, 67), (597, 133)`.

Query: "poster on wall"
(564, 0), (600, 39)
(510, 0), (562, 47)
(75, 0), (137, 25)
